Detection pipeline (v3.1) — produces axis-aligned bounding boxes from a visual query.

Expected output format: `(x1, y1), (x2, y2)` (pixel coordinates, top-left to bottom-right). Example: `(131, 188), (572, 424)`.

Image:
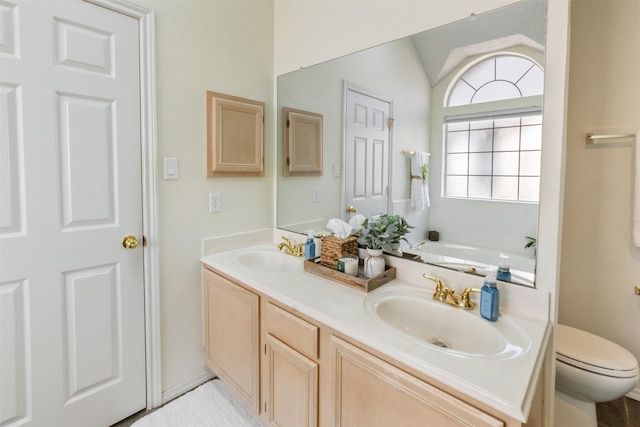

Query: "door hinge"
(264, 344), (267, 355)
(286, 119), (290, 128)
(388, 117), (395, 128)
(286, 157), (290, 166)
(143, 236), (147, 247)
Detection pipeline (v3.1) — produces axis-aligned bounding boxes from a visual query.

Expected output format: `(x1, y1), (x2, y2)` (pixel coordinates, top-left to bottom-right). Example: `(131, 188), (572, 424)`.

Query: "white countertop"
(201, 241), (550, 423)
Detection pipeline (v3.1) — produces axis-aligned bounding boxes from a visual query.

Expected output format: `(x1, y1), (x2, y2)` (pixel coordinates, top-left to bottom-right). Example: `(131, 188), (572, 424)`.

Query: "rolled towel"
(410, 151), (430, 210)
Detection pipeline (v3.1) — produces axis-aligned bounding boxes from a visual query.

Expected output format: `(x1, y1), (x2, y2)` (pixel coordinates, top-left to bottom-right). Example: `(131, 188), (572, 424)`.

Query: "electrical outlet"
(312, 187), (320, 203)
(209, 193), (221, 212)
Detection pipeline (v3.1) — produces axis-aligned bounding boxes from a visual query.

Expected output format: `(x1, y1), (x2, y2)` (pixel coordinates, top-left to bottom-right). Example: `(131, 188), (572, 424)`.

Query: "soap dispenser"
(480, 274), (500, 322)
(496, 254), (512, 282)
(304, 231), (316, 260)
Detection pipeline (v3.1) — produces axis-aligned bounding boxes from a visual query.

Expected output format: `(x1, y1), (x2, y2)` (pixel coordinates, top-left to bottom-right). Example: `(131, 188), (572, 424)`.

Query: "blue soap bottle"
(304, 231), (316, 260)
(496, 254), (512, 282)
(480, 274), (500, 322)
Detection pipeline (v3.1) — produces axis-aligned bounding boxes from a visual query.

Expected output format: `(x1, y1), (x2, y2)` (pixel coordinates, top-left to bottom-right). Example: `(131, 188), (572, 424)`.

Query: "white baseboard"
(161, 369), (216, 405)
(626, 386), (640, 402)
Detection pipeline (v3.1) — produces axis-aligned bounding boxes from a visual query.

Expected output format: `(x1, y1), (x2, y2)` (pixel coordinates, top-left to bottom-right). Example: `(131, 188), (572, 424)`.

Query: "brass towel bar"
(585, 132), (636, 144)
(402, 150), (431, 155)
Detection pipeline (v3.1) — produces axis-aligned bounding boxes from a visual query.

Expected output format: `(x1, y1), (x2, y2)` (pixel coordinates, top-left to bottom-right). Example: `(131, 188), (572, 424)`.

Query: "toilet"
(554, 324), (639, 427)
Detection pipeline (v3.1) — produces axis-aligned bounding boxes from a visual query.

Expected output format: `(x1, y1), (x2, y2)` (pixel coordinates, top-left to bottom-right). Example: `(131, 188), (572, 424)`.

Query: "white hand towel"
(634, 132), (640, 247)
(410, 151), (430, 211)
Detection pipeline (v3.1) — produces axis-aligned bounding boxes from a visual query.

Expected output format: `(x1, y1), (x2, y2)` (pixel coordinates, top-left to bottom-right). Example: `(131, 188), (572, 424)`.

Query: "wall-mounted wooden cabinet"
(283, 107), (323, 176)
(207, 91), (264, 177)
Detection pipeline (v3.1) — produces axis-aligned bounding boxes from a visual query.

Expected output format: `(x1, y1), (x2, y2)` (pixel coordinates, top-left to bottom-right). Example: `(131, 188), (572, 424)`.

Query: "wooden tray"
(303, 257), (396, 293)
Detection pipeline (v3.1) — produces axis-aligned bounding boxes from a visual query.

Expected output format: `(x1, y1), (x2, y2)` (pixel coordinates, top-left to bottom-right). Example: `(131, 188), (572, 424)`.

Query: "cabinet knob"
(346, 206), (357, 214)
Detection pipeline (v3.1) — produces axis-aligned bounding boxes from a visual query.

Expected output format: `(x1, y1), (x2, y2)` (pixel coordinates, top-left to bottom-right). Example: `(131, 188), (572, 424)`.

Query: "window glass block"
(469, 152), (492, 175)
(520, 151), (541, 176)
(468, 176), (492, 199)
(492, 176), (518, 200)
(521, 124), (542, 150)
(496, 56), (534, 82)
(473, 81), (520, 103)
(462, 58), (495, 89)
(447, 121), (469, 132)
(494, 117), (521, 128)
(447, 131), (469, 153)
(447, 81), (475, 107)
(517, 66), (544, 97)
(469, 129), (493, 152)
(494, 127), (520, 151)
(493, 152), (519, 175)
(445, 176), (468, 197)
(446, 153), (468, 175)
(470, 119), (494, 130)
(519, 177), (540, 201)
(522, 115), (542, 126)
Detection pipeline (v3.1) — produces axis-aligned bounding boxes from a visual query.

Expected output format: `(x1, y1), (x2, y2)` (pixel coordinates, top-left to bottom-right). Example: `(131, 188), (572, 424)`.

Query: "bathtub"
(403, 241), (536, 286)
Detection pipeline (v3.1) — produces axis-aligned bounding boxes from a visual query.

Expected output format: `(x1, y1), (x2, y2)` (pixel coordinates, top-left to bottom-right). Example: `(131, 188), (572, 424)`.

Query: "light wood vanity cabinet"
(262, 302), (319, 427)
(328, 335), (503, 427)
(202, 266), (539, 427)
(203, 268), (260, 413)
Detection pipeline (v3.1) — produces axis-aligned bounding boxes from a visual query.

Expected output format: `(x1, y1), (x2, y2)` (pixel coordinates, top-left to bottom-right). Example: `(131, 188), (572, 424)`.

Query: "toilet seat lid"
(556, 324), (639, 378)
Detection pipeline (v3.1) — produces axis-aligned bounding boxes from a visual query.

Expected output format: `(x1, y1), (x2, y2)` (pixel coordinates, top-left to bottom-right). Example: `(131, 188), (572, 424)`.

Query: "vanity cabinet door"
(264, 334), (318, 427)
(203, 268), (260, 413)
(329, 335), (504, 427)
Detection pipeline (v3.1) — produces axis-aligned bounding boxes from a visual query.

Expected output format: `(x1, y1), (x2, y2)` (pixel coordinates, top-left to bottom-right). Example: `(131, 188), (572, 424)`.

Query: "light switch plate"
(312, 187), (320, 203)
(164, 158), (178, 179)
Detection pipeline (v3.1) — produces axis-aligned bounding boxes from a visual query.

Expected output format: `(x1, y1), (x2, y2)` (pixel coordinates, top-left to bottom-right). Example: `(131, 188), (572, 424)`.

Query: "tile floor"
(111, 394), (640, 426)
(596, 396), (640, 427)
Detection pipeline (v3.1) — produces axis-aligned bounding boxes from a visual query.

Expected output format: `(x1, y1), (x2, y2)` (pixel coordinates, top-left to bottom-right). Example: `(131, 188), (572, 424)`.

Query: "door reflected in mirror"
(276, 0), (546, 287)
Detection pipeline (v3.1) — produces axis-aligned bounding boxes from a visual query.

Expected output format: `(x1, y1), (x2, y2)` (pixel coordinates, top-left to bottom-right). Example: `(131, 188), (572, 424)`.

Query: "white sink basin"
(364, 287), (531, 359)
(233, 246), (302, 273)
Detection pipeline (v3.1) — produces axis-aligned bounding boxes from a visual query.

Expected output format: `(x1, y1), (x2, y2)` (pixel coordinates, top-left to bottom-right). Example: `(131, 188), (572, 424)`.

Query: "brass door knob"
(122, 235), (138, 249)
(346, 205), (357, 214)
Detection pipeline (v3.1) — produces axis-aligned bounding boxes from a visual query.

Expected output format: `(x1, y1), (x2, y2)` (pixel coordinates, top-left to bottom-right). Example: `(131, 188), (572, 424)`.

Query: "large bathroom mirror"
(277, 0), (546, 287)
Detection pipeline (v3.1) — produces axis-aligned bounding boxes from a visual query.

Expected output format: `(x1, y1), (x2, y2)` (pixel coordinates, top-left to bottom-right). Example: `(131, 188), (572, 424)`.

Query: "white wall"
(274, 0), (519, 75)
(560, 0), (640, 398)
(138, 0), (274, 396)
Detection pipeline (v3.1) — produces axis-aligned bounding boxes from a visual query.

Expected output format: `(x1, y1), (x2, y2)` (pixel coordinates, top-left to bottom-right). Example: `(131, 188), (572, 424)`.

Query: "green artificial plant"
(357, 214), (414, 252)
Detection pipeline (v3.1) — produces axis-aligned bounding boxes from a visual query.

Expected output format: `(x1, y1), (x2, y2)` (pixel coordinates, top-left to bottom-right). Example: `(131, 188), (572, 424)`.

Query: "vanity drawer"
(265, 302), (319, 360)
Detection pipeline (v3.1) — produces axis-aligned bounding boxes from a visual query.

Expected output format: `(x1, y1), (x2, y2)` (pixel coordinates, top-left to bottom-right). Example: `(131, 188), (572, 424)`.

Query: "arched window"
(443, 54), (543, 202)
(447, 55), (544, 106)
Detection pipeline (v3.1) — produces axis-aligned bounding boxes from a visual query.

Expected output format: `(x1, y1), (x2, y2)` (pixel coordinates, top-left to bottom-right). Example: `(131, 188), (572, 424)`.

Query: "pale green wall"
(139, 0), (275, 394)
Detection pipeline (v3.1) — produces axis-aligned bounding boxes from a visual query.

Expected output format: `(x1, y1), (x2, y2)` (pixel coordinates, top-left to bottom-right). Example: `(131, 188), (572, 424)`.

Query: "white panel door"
(0, 1), (146, 426)
(344, 87), (391, 221)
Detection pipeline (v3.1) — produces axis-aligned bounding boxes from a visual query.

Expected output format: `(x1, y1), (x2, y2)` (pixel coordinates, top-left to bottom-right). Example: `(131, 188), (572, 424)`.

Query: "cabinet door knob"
(346, 206), (357, 214)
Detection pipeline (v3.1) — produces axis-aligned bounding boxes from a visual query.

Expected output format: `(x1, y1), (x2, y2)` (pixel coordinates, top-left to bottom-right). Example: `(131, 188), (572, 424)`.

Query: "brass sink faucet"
(277, 236), (304, 257)
(423, 274), (480, 310)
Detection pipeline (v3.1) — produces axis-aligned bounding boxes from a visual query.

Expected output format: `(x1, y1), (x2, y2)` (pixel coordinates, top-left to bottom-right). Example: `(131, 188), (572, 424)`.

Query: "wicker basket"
(320, 235), (358, 268)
